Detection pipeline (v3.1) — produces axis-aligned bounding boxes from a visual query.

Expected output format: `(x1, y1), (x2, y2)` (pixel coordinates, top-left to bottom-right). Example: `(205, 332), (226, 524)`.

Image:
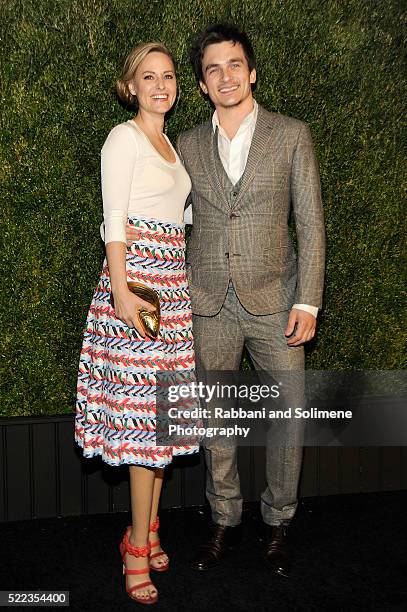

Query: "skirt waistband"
(126, 215), (185, 249)
(127, 215), (185, 234)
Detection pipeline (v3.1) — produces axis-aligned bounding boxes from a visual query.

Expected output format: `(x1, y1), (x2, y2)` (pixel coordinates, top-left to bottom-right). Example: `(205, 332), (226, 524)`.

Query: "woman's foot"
(149, 517), (169, 572)
(120, 527), (158, 604)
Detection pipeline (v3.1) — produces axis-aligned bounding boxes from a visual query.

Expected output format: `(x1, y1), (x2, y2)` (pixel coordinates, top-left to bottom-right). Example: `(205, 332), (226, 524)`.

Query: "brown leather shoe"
(190, 523), (241, 571)
(264, 525), (291, 578)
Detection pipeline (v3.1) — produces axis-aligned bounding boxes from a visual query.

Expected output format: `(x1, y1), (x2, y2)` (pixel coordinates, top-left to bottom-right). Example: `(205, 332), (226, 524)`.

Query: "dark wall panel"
(359, 448), (381, 493)
(111, 467), (130, 513)
(84, 461), (111, 515)
(318, 447), (340, 496)
(402, 447), (407, 490)
(32, 422), (57, 518)
(57, 419), (83, 516)
(337, 447), (361, 494)
(237, 446), (253, 501)
(380, 447), (402, 491)
(180, 453), (206, 508)
(0, 415), (406, 523)
(5, 424), (32, 521)
(0, 424), (5, 522)
(299, 447), (319, 497)
(160, 461), (183, 510)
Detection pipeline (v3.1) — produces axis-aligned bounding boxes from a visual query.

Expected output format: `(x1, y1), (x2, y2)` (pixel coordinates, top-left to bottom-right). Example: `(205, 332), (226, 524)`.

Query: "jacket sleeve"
(176, 134), (193, 222)
(290, 123), (326, 308)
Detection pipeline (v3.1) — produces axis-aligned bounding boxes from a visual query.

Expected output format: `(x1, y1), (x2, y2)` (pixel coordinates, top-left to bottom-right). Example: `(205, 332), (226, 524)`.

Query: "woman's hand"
(112, 287), (156, 339)
(105, 241), (156, 338)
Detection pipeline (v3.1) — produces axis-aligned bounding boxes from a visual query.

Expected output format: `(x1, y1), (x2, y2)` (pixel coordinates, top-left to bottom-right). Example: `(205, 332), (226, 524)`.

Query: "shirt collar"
(212, 99), (258, 136)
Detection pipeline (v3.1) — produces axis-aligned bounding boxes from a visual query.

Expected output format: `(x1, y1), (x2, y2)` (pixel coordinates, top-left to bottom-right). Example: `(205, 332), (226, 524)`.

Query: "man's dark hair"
(190, 23), (256, 83)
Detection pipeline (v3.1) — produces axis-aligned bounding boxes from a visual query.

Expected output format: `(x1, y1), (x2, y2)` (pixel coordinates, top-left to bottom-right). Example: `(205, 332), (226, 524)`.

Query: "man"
(177, 24), (325, 577)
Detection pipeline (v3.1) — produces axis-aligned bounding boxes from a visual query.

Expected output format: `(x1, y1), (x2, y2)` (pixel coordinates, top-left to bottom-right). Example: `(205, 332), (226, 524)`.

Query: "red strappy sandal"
(149, 517), (169, 572)
(119, 527), (158, 605)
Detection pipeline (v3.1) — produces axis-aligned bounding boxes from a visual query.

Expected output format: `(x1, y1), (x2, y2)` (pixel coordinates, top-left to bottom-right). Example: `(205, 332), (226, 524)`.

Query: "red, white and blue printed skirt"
(75, 216), (199, 468)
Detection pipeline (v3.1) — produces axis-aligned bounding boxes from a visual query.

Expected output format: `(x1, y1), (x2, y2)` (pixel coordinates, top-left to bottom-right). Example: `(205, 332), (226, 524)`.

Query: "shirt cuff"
(292, 304), (318, 318)
(183, 204), (193, 225)
(103, 213), (127, 244)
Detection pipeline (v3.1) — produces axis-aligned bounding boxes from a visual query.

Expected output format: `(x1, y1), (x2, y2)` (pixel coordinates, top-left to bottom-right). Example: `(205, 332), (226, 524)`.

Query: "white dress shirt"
(212, 100), (259, 185)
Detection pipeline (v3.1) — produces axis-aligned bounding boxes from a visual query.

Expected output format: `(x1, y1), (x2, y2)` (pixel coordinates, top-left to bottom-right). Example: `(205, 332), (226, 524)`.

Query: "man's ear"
(249, 69), (257, 85)
(199, 80), (208, 95)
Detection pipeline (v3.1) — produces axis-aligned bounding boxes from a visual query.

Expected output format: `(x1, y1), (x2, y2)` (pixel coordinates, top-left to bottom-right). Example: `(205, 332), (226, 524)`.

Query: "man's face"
(199, 40), (256, 110)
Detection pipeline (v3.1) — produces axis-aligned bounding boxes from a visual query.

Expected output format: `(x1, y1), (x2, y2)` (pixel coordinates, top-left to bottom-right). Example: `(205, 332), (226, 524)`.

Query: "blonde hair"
(116, 42), (175, 108)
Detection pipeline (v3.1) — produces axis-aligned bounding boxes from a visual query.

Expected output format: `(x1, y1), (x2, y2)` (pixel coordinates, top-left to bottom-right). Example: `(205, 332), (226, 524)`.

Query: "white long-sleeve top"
(100, 120), (191, 244)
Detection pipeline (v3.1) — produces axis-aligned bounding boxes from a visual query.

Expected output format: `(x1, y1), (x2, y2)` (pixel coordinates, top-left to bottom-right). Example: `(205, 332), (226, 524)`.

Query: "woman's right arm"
(102, 125), (154, 337)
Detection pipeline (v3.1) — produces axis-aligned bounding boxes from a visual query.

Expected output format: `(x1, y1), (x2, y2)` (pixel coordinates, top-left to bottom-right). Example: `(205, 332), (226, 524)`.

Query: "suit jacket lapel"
(232, 105), (277, 207)
(198, 122), (230, 208)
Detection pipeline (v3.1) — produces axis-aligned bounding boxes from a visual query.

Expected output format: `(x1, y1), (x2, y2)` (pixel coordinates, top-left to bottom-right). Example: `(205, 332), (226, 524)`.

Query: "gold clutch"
(127, 282), (161, 339)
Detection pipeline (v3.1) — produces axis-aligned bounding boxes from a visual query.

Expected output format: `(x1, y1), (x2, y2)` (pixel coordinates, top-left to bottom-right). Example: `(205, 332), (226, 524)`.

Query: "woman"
(75, 43), (198, 605)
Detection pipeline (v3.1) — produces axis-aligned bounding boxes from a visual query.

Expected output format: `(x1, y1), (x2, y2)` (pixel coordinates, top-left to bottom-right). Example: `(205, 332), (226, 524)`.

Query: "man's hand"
(284, 308), (316, 346)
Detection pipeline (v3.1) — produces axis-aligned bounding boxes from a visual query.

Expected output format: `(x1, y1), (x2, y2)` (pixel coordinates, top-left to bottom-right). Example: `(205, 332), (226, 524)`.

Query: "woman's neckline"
(129, 119), (178, 166)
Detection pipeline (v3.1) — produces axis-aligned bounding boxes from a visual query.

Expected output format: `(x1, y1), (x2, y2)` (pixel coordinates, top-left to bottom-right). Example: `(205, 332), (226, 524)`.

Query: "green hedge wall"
(1, 0), (405, 416)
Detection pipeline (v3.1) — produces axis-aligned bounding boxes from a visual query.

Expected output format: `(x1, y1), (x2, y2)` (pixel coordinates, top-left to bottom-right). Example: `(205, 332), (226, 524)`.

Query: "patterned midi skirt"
(75, 215), (199, 468)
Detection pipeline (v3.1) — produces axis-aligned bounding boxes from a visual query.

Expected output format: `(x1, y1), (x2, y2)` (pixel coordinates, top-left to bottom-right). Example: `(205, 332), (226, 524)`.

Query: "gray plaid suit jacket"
(177, 105), (325, 316)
